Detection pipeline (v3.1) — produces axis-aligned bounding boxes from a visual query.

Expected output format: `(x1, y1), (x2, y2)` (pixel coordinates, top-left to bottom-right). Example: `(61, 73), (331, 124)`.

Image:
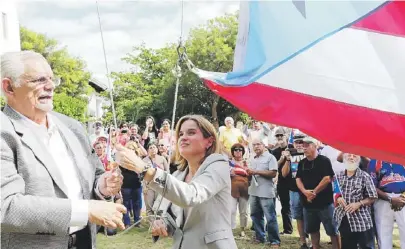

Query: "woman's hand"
(115, 144), (146, 173)
(151, 219), (168, 237)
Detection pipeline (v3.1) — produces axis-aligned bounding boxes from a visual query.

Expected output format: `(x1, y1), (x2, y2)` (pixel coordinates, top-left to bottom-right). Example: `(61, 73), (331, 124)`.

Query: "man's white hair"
(225, 116), (234, 124)
(1, 50), (46, 87)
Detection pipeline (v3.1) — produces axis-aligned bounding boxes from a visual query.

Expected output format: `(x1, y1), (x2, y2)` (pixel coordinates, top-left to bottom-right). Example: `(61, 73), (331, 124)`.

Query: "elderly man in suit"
(1, 51), (127, 249)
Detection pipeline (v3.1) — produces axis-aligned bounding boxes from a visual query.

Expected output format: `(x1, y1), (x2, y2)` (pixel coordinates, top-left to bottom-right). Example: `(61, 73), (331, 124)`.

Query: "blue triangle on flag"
(292, 0), (307, 18)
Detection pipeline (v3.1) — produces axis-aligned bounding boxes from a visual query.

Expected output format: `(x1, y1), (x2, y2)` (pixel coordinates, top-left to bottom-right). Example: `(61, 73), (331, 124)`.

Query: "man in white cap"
(89, 121), (106, 146)
(296, 136), (340, 249)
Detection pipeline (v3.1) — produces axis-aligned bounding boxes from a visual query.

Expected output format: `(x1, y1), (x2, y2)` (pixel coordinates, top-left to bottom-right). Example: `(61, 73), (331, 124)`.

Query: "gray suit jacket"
(150, 154), (237, 249)
(1, 105), (105, 249)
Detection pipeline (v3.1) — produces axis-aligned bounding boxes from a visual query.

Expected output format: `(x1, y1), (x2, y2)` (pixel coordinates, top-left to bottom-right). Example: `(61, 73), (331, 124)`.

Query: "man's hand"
(284, 150), (291, 161)
(337, 197), (347, 208)
(302, 189), (316, 201)
(246, 168), (256, 176)
(151, 219), (168, 237)
(345, 202), (362, 214)
(88, 200), (127, 230)
(115, 144), (145, 173)
(391, 197), (405, 210)
(98, 170), (123, 197)
(282, 150), (291, 160)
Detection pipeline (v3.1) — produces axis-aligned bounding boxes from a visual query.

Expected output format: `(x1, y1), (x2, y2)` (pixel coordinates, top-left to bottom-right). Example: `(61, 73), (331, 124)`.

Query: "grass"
(97, 215), (401, 249)
(97, 217), (324, 249)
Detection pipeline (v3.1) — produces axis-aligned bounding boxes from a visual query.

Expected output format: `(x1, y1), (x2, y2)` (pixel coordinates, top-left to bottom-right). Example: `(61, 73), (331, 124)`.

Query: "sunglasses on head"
(234, 148), (243, 152)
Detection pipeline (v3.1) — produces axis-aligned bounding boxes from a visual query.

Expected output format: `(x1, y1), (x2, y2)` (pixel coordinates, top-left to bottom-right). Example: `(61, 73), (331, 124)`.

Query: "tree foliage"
(20, 27), (92, 122)
(110, 13), (242, 128)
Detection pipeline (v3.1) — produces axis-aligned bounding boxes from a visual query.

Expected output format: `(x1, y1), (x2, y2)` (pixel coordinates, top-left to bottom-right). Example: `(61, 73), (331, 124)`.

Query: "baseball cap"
(303, 136), (317, 144)
(275, 127), (286, 136)
(293, 133), (305, 141)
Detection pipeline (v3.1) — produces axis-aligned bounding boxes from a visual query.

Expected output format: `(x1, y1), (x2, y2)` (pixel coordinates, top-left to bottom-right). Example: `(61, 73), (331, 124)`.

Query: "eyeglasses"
(234, 148), (243, 152)
(28, 76), (61, 87)
(294, 141), (304, 144)
(275, 134), (284, 137)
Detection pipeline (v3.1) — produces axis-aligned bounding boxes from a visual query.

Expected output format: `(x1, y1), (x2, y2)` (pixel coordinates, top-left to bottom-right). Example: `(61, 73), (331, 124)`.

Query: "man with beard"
(271, 127), (293, 235)
(334, 153), (377, 249)
(281, 133), (311, 249)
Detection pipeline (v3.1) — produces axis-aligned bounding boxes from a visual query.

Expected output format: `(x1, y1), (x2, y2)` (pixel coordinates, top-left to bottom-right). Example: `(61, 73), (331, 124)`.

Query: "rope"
(167, 0), (185, 166)
(180, 0), (184, 41)
(96, 1), (118, 130)
(148, 0), (185, 233)
(96, 1), (122, 215)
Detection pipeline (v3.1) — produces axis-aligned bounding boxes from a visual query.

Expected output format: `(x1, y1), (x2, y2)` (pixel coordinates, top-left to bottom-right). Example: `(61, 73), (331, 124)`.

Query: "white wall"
(87, 92), (109, 133)
(0, 2), (21, 55)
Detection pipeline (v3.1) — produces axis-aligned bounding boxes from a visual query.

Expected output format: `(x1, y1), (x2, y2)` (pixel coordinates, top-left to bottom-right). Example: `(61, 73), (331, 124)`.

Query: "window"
(2, 12), (8, 39)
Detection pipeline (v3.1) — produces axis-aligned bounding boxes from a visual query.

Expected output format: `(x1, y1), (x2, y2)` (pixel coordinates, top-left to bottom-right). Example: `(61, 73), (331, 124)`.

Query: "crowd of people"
(90, 115), (405, 249)
(2, 50), (405, 249)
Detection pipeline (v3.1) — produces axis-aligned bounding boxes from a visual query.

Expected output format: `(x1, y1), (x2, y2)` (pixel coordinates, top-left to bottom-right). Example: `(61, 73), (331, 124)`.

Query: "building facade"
(0, 2), (21, 55)
(87, 78), (110, 133)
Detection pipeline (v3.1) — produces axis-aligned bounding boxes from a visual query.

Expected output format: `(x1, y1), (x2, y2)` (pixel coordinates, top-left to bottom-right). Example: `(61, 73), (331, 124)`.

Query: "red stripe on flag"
(352, 1), (405, 37)
(203, 79), (405, 165)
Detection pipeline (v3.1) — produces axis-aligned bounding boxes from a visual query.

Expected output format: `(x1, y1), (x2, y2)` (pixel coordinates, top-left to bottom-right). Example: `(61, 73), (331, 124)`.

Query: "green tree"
(20, 27), (92, 122)
(111, 13), (241, 128)
(53, 93), (88, 121)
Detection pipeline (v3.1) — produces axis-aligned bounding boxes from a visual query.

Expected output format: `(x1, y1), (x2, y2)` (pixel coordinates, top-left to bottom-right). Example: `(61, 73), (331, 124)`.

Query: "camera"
(286, 148), (304, 156)
(130, 135), (138, 142)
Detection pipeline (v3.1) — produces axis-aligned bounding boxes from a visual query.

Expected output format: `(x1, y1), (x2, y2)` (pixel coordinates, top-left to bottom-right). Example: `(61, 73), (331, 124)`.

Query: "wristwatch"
(139, 164), (152, 182)
(388, 196), (392, 204)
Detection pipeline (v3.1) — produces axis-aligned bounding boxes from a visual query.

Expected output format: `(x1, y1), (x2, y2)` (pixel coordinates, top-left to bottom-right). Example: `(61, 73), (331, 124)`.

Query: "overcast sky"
(17, 1), (239, 85)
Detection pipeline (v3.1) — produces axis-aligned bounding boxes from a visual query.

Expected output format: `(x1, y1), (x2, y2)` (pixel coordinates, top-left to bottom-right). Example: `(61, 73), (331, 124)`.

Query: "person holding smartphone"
(281, 133), (311, 249)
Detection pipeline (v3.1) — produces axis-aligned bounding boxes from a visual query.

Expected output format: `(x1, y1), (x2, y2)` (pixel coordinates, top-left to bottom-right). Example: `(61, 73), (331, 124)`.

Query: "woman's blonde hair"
(174, 115), (220, 171)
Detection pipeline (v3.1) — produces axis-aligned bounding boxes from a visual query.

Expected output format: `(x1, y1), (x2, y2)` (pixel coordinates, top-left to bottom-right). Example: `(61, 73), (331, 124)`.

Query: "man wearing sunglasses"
(1, 51), (126, 249)
(271, 127), (294, 235)
(296, 137), (340, 249)
(280, 133), (311, 249)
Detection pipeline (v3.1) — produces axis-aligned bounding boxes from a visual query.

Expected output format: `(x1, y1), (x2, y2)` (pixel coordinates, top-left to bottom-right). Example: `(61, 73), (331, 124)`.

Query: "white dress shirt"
(321, 145), (346, 174)
(15, 111), (89, 234)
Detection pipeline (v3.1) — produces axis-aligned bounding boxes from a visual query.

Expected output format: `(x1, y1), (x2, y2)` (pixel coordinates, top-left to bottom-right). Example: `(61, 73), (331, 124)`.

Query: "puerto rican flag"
(195, 1), (405, 164)
(332, 176), (343, 207)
